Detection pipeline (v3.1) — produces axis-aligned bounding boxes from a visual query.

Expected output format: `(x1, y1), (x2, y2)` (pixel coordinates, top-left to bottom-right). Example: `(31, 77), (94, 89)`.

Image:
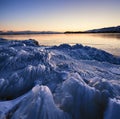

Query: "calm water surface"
(0, 33), (120, 56)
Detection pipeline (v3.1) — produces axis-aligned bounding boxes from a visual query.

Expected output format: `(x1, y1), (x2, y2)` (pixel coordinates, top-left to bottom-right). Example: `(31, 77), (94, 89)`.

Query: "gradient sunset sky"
(0, 0), (120, 32)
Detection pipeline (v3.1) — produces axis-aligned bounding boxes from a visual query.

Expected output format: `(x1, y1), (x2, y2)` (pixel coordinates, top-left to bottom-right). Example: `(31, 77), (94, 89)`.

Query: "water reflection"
(89, 33), (120, 39)
(0, 33), (120, 56)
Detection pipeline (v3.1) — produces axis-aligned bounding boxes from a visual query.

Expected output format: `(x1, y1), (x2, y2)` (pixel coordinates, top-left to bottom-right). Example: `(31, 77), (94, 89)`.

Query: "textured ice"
(0, 38), (120, 119)
(104, 99), (120, 119)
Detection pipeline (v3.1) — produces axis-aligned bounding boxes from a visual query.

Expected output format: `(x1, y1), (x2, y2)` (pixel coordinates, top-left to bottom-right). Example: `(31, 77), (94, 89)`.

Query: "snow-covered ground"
(0, 38), (120, 119)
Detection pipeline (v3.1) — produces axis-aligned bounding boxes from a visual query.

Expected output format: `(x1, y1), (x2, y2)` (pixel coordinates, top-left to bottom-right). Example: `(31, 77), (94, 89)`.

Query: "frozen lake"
(0, 38), (120, 119)
(0, 33), (120, 56)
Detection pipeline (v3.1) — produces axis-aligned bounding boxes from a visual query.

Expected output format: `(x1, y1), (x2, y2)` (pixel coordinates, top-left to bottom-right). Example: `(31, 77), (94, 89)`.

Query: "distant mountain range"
(65, 26), (120, 34)
(0, 26), (120, 35)
(86, 26), (120, 33)
(0, 31), (62, 35)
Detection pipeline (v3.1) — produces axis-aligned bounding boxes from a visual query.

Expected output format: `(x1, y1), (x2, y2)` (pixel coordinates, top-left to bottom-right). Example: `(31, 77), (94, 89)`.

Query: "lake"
(0, 33), (120, 56)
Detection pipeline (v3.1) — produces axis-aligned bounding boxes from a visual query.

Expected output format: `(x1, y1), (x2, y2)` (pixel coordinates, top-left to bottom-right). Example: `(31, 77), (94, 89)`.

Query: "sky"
(0, 0), (120, 32)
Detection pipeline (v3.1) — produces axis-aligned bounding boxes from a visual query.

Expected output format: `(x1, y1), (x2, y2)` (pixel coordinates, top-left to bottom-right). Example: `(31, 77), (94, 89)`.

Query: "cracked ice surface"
(0, 38), (120, 119)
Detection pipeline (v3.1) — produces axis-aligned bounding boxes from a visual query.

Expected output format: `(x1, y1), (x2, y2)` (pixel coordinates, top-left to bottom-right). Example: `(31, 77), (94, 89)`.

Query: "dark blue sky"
(0, 0), (120, 31)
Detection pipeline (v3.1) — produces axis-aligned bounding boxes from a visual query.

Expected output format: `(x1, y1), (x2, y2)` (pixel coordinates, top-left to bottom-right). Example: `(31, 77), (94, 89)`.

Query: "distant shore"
(0, 32), (120, 35)
(0, 26), (120, 35)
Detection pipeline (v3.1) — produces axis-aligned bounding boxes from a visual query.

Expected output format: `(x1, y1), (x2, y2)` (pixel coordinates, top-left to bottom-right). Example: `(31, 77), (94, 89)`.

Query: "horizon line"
(0, 25), (120, 33)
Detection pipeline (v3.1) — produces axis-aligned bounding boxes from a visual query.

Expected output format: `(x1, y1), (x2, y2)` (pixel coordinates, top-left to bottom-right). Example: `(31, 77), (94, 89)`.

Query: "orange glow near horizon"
(0, 0), (120, 32)
(1, 21), (120, 32)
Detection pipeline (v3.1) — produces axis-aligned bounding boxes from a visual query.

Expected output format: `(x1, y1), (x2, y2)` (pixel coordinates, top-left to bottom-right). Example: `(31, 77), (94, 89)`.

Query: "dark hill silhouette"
(64, 26), (120, 34)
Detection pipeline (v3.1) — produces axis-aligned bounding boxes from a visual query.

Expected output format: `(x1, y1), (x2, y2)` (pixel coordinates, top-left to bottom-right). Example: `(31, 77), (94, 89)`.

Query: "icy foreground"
(0, 38), (120, 119)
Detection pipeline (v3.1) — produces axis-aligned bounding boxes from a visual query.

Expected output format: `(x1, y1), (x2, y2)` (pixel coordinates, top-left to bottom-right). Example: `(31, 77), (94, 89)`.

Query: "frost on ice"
(0, 38), (120, 119)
